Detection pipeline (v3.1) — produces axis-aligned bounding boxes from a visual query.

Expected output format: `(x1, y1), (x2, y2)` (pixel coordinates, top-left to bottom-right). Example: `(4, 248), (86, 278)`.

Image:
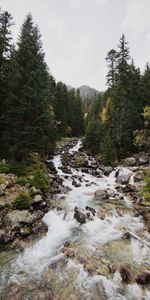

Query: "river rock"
(94, 189), (109, 201)
(30, 186), (42, 196)
(63, 247), (75, 257)
(1, 281), (54, 300)
(73, 154), (88, 168)
(74, 208), (86, 224)
(123, 231), (131, 239)
(98, 209), (107, 220)
(134, 171), (144, 182)
(0, 229), (5, 243)
(107, 189), (116, 198)
(120, 265), (132, 283)
(136, 271), (150, 285)
(33, 194), (43, 204)
(85, 206), (96, 216)
(138, 154), (149, 165)
(104, 167), (113, 176)
(0, 184), (6, 196)
(0, 228), (15, 244)
(73, 207), (94, 224)
(96, 264), (110, 276)
(122, 184), (136, 193)
(47, 161), (57, 173)
(31, 220), (48, 234)
(3, 210), (36, 228)
(72, 178), (81, 188)
(123, 157), (137, 166)
(116, 174), (131, 185)
(84, 262), (95, 273)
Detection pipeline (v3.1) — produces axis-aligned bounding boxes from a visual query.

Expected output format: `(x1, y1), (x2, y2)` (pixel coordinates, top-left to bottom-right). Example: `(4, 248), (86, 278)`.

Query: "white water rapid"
(0, 140), (150, 299)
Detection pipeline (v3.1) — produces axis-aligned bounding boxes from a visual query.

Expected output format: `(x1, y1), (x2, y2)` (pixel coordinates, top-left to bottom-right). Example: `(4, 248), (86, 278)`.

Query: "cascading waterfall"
(0, 140), (150, 299)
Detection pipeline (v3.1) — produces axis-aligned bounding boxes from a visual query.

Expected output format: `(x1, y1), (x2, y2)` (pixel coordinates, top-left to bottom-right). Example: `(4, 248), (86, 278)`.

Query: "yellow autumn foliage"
(100, 97), (112, 123)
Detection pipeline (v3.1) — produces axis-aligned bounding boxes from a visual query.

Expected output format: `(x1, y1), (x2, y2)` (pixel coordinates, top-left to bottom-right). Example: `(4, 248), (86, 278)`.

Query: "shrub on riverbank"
(0, 162), (27, 176)
(12, 191), (32, 209)
(30, 169), (50, 193)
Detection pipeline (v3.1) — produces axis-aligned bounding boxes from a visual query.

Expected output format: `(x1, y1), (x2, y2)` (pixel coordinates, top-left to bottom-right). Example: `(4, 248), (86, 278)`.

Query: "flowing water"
(0, 140), (150, 299)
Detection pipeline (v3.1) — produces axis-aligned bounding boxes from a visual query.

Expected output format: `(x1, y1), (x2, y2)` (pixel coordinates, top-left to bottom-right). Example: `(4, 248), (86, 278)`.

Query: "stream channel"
(0, 140), (150, 299)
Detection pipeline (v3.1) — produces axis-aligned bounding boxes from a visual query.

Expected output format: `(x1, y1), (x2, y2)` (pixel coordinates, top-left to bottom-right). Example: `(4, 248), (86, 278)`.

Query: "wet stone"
(136, 271), (150, 285)
(120, 264), (132, 284)
(94, 189), (109, 201)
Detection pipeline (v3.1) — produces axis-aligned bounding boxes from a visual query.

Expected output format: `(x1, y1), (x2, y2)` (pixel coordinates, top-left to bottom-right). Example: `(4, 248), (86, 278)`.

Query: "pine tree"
(134, 106), (150, 152)
(106, 49), (117, 87)
(107, 35), (134, 157)
(2, 14), (56, 160)
(101, 131), (117, 165)
(141, 63), (150, 107)
(71, 89), (84, 136)
(128, 61), (143, 131)
(85, 118), (104, 155)
(0, 10), (14, 71)
(116, 34), (130, 83)
(0, 10), (14, 158)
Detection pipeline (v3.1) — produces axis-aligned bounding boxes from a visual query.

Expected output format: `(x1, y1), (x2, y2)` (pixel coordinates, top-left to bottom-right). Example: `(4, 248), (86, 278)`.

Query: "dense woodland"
(0, 11), (84, 162)
(85, 35), (150, 164)
(0, 9), (150, 167)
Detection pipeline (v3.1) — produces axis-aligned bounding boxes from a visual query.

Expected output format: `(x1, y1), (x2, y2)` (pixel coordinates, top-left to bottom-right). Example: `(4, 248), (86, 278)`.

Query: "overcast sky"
(1, 0), (150, 90)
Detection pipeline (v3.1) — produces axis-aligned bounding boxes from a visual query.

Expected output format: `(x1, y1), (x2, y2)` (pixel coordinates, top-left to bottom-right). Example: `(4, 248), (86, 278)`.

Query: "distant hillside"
(67, 85), (101, 113)
(78, 85), (100, 113)
(78, 85), (99, 100)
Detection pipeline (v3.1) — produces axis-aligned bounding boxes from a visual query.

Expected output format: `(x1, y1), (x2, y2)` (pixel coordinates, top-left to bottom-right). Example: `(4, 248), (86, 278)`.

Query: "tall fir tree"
(2, 14), (56, 160)
(141, 63), (150, 107)
(106, 49), (117, 88)
(71, 89), (84, 137)
(0, 10), (14, 158)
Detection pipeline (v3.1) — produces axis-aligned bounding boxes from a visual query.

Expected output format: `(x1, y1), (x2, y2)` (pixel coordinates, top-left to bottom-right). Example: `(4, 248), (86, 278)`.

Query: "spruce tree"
(85, 118), (104, 155)
(107, 35), (134, 157)
(71, 89), (84, 137)
(106, 49), (117, 88)
(2, 14), (56, 160)
(0, 10), (14, 158)
(141, 63), (150, 107)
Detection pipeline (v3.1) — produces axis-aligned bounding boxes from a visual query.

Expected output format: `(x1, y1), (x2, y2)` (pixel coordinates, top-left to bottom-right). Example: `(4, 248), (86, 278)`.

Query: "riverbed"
(0, 140), (150, 300)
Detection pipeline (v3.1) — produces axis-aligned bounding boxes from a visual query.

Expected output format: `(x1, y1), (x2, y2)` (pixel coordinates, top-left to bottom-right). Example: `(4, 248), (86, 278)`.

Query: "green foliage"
(0, 163), (11, 173)
(12, 191), (32, 209)
(101, 133), (117, 165)
(53, 84), (84, 138)
(1, 14), (56, 161)
(84, 118), (104, 155)
(85, 34), (146, 162)
(30, 169), (49, 193)
(141, 63), (150, 107)
(106, 49), (117, 87)
(141, 168), (150, 202)
(0, 10), (14, 159)
(9, 162), (28, 176)
(0, 162), (27, 176)
(15, 177), (29, 186)
(134, 106), (150, 151)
